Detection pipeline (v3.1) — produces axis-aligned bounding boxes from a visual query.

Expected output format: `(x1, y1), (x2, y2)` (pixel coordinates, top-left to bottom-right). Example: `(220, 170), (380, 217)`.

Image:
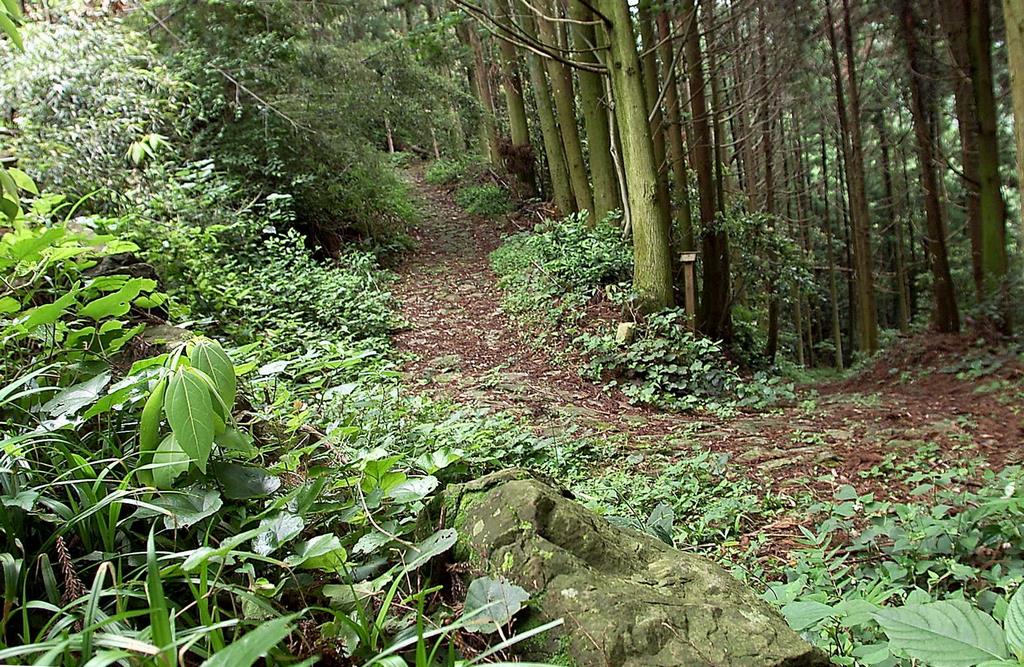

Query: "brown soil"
(393, 166), (1024, 515)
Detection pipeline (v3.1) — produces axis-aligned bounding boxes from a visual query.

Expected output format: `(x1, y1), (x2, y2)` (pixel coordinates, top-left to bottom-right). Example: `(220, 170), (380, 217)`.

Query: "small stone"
(615, 321), (636, 344)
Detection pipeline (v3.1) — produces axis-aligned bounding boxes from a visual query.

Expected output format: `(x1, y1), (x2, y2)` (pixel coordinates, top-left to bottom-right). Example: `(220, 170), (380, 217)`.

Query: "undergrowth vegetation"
(492, 214), (793, 414)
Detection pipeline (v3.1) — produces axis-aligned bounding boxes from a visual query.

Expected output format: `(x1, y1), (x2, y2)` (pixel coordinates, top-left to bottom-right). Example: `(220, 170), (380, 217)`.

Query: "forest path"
(392, 165), (677, 446)
(392, 165), (1023, 500)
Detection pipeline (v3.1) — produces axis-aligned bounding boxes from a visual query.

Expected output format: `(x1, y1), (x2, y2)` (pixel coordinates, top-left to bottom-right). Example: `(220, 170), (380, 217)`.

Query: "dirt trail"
(392, 167), (1024, 496)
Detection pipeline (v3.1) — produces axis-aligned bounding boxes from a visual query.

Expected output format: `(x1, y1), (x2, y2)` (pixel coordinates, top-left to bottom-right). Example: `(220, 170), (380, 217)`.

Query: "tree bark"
(597, 0), (675, 312)
(534, 0), (594, 215)
(966, 0), (1011, 332)
(941, 0), (984, 300)
(1003, 0), (1024, 245)
(682, 0), (731, 339)
(899, 0), (960, 332)
(568, 0), (620, 221)
(494, 0), (536, 195)
(517, 6), (575, 214)
(657, 10), (695, 250)
(826, 0), (878, 353)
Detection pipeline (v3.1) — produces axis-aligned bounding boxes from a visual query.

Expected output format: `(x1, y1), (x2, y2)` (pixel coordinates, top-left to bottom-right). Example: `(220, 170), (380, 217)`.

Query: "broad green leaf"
(41, 372), (111, 418)
(189, 338), (236, 409)
(403, 528), (457, 570)
(165, 369), (215, 473)
(781, 600), (836, 631)
(874, 600), (1009, 667)
(136, 377), (167, 486)
(6, 168), (37, 195)
(78, 278), (153, 320)
(200, 615), (297, 667)
(0, 296), (19, 314)
(387, 475), (438, 503)
(211, 462), (281, 500)
(215, 427), (257, 457)
(252, 513), (305, 556)
(1005, 587), (1024, 658)
(18, 290), (77, 330)
(285, 534), (346, 571)
(155, 487), (222, 530)
(463, 577), (530, 634)
(152, 435), (190, 490)
(0, 12), (22, 51)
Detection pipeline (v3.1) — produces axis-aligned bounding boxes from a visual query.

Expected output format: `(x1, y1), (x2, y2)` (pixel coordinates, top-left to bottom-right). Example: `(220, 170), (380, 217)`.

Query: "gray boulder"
(430, 470), (826, 666)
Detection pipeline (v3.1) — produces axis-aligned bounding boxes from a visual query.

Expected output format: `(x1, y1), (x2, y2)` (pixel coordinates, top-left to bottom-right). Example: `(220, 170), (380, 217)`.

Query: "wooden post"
(680, 251), (698, 332)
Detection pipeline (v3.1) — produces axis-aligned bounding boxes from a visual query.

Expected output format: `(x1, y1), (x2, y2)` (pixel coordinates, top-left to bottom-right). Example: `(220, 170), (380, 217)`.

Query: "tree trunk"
(518, 7), (575, 214)
(657, 10), (695, 251)
(941, 0), (984, 300)
(898, 0), (960, 332)
(534, 0), (594, 215)
(597, 0), (675, 312)
(494, 0), (536, 195)
(826, 0), (878, 353)
(874, 112), (910, 333)
(1003, 0), (1024, 245)
(569, 0), (620, 221)
(966, 0), (1011, 332)
(683, 0), (730, 339)
(638, 1), (674, 240)
(821, 131), (845, 369)
(459, 22), (501, 165)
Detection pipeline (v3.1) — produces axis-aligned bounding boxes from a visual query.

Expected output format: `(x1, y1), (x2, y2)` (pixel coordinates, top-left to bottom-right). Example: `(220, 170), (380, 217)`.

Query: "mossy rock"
(426, 470), (826, 667)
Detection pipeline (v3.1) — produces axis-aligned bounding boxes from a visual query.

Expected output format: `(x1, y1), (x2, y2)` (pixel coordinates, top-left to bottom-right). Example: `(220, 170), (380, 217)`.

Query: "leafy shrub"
(491, 211), (631, 325)
(767, 464), (1024, 665)
(425, 157), (467, 185)
(0, 19), (183, 203)
(455, 183), (512, 216)
(578, 309), (794, 413)
(576, 449), (777, 547)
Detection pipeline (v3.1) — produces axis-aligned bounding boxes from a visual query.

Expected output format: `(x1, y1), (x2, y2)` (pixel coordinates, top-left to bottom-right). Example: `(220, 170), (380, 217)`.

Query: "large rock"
(430, 470), (826, 667)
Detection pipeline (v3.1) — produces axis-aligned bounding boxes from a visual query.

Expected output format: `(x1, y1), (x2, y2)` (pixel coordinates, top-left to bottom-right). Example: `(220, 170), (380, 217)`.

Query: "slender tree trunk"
(683, 0), (730, 339)
(941, 0), (984, 300)
(569, 0), (619, 220)
(966, 0), (1011, 332)
(827, 0), (878, 353)
(517, 6), (574, 214)
(494, 0), (536, 195)
(657, 10), (695, 250)
(638, 1), (674, 236)
(534, 0), (594, 215)
(597, 0), (675, 311)
(1003, 0), (1024, 244)
(821, 131), (845, 369)
(874, 113), (910, 332)
(459, 22), (501, 164)
(899, 0), (960, 332)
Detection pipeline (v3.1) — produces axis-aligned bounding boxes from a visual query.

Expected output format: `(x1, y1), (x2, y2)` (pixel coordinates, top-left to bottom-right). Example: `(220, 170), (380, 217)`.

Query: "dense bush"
(454, 183), (512, 216)
(0, 19), (182, 201)
(425, 157), (468, 185)
(766, 464), (1024, 665)
(491, 211), (631, 325)
(578, 309), (793, 413)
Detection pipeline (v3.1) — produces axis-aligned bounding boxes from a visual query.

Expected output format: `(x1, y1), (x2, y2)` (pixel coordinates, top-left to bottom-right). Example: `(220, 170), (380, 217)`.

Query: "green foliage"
(0, 19), (183, 202)
(455, 183), (512, 217)
(578, 309), (795, 414)
(575, 449), (778, 547)
(766, 465), (1024, 665)
(425, 158), (468, 185)
(491, 212), (631, 326)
